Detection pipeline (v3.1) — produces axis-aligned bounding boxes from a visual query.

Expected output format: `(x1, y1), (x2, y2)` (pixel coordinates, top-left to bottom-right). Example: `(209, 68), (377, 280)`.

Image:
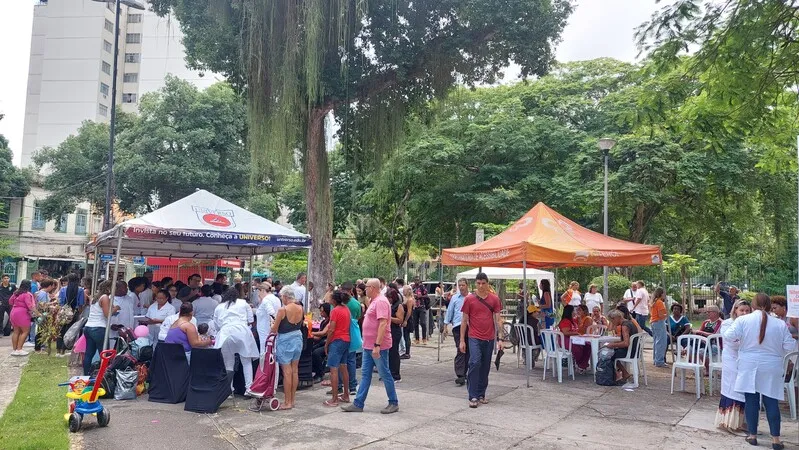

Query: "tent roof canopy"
(86, 190), (311, 258)
(442, 202), (661, 269)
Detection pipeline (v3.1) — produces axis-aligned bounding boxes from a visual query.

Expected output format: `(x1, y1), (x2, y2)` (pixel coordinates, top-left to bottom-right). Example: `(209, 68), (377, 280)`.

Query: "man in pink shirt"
(341, 278), (399, 414)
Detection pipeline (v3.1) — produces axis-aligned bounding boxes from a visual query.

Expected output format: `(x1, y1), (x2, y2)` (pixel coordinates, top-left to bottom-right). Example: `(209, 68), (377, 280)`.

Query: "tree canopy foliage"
(0, 127), (32, 258)
(34, 77), (278, 221)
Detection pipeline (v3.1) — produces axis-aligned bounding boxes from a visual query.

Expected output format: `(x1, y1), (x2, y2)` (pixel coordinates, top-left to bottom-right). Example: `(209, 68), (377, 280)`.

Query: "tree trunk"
(304, 107), (333, 303)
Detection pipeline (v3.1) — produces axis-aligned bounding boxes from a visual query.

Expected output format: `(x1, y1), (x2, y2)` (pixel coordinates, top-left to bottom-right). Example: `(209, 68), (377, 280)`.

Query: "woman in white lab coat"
(255, 282), (281, 353)
(214, 284), (259, 391)
(715, 299), (751, 432)
(723, 293), (795, 449)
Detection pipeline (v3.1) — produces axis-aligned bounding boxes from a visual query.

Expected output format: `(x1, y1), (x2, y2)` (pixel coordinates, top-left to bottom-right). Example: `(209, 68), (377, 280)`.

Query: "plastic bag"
(114, 368), (138, 400)
(73, 334), (87, 354)
(62, 317), (86, 350)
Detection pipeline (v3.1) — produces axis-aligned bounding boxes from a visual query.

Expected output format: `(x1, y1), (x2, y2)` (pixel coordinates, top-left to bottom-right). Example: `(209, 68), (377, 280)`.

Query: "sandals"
(321, 380), (331, 387)
(469, 398), (479, 408)
(323, 399), (339, 407)
(337, 394), (350, 403)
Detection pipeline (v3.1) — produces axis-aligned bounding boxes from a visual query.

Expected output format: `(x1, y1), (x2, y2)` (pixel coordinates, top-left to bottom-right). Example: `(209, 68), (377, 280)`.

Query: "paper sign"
(786, 285), (799, 318)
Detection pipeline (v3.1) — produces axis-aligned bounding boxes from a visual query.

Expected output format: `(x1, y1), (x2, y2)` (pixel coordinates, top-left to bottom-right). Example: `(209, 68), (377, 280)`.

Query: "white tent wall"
(455, 267), (554, 297)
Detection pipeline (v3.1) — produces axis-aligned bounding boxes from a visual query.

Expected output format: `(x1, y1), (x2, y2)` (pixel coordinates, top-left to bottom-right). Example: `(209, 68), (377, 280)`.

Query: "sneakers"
(340, 404), (363, 412)
(621, 382), (639, 390)
(400, 354), (410, 360)
(393, 378), (402, 384)
(23, 342), (35, 348)
(455, 377), (465, 386)
(10, 350), (29, 356)
(380, 404), (399, 414)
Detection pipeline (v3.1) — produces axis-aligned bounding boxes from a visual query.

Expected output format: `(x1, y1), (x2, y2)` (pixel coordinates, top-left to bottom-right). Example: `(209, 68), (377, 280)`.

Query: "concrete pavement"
(0, 336), (29, 420)
(79, 338), (798, 450)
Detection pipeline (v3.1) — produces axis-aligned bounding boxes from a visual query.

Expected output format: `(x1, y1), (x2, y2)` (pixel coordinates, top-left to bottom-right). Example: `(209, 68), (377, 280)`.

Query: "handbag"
(63, 317), (87, 349)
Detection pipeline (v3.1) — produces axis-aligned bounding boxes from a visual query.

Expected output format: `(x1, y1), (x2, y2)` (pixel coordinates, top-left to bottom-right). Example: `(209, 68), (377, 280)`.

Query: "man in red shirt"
(459, 272), (503, 408)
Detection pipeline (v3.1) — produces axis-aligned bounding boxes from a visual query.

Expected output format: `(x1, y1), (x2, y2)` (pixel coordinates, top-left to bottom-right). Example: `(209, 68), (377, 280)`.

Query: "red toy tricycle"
(60, 349), (117, 432)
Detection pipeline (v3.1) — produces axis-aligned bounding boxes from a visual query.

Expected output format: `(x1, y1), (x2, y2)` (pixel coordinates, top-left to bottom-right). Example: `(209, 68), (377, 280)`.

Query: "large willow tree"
(151, 0), (572, 292)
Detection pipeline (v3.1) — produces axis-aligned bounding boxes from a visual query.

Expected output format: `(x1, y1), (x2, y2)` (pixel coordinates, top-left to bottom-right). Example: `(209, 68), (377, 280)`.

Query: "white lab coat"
(723, 311), (795, 400)
(111, 293), (136, 338)
(255, 294), (281, 352)
(145, 302), (175, 344)
(719, 318), (744, 402)
(214, 299), (259, 360)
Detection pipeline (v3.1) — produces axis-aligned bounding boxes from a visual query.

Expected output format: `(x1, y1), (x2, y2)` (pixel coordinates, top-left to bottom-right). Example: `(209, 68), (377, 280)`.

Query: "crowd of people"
(3, 269), (797, 438)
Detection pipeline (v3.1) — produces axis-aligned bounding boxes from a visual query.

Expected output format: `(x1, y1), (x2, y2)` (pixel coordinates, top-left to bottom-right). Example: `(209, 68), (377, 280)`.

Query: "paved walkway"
(0, 337), (30, 420)
(76, 338), (797, 450)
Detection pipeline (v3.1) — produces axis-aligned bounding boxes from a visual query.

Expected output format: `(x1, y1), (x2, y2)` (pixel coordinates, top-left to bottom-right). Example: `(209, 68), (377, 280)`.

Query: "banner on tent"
(124, 225), (311, 247)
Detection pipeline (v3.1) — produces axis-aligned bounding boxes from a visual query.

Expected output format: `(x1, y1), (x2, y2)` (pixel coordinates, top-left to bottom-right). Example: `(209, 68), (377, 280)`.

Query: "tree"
(635, 0), (799, 169)
(35, 78), (276, 220)
(0, 130), (32, 257)
(151, 0), (574, 298)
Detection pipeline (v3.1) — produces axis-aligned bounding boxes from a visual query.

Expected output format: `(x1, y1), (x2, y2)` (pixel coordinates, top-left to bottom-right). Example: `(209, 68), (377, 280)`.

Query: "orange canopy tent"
(441, 202), (662, 268)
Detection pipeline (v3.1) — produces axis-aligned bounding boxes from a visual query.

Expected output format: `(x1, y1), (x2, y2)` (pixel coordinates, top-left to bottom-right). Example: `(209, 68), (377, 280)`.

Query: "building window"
(32, 205), (45, 230)
(100, 82), (109, 96)
(128, 14), (142, 23)
(104, 19), (114, 33)
(122, 93), (137, 103)
(103, 40), (112, 53)
(55, 214), (68, 233)
(126, 33), (141, 44)
(101, 61), (111, 75)
(75, 209), (87, 235)
(124, 53), (140, 63)
(123, 73), (138, 83)
(98, 104), (108, 117)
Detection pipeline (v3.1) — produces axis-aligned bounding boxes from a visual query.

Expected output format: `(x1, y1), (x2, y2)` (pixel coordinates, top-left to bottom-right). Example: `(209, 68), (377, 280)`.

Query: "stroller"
(245, 333), (281, 412)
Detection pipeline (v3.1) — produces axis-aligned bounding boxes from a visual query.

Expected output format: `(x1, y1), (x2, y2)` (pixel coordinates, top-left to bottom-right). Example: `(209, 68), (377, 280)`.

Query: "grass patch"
(0, 354), (70, 450)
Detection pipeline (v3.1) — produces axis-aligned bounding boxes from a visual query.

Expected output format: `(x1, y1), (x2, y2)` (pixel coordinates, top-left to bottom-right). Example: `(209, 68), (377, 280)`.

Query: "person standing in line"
(341, 278), (398, 414)
(445, 279), (469, 386)
(139, 270), (155, 313)
(459, 272), (503, 408)
(400, 285), (415, 359)
(583, 284), (603, 313)
(8, 280), (36, 356)
(539, 279), (554, 329)
(560, 281), (582, 308)
(111, 280), (135, 345)
(340, 281), (361, 395)
(631, 280), (652, 336)
(323, 290), (351, 406)
(622, 282), (637, 314)
(411, 277), (429, 345)
(82, 281), (118, 373)
(715, 299), (751, 433)
(649, 287), (668, 368)
(56, 273), (85, 356)
(290, 272), (307, 310)
(388, 286), (406, 383)
(0, 274), (17, 338)
(723, 293), (795, 449)
(716, 283), (740, 319)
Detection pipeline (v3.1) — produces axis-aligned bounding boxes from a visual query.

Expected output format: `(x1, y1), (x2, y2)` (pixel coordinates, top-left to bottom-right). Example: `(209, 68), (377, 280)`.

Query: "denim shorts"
(275, 330), (303, 365)
(326, 338), (349, 368)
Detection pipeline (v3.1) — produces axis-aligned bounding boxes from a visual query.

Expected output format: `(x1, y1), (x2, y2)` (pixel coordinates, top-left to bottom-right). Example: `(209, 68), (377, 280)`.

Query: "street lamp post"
(93, 0), (144, 231)
(598, 138), (616, 310)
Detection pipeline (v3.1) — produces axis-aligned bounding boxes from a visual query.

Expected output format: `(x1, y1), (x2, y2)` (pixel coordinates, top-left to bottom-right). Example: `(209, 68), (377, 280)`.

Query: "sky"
(0, 0), (660, 166)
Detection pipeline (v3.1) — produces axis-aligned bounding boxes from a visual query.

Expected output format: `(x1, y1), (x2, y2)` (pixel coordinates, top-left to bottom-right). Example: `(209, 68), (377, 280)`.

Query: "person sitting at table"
(695, 305), (722, 338)
(164, 302), (213, 363)
(559, 305), (590, 373)
(576, 305), (593, 335)
(523, 305), (542, 367)
(615, 304), (642, 335)
(668, 303), (692, 343)
(603, 310), (639, 388)
(311, 303), (332, 383)
(591, 306), (608, 328)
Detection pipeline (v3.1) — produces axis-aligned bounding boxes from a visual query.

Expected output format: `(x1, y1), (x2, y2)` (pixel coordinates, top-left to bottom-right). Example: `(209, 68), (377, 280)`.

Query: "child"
(197, 323), (211, 343)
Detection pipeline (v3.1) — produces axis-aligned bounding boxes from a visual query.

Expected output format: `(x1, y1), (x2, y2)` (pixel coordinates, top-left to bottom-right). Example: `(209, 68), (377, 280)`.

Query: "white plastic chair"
(587, 324), (607, 336)
(706, 334), (723, 396)
(541, 330), (574, 383)
(784, 351), (798, 420)
(670, 335), (708, 399)
(513, 323), (541, 369)
(616, 332), (648, 387)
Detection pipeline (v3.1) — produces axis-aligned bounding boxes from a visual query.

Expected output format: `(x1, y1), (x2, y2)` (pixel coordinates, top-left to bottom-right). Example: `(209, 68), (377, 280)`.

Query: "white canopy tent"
(455, 267), (554, 297)
(85, 189), (311, 350)
(87, 189), (311, 258)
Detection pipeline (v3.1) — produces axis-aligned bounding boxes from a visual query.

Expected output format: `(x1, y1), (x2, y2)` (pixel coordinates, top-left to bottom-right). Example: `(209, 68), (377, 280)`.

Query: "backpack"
(595, 347), (616, 386)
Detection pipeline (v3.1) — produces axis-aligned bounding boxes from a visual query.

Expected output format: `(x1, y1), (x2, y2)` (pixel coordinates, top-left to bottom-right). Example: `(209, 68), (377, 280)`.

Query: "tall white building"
(2, 0), (216, 281)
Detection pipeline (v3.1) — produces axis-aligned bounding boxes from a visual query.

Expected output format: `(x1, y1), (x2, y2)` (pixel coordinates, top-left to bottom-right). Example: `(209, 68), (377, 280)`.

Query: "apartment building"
(1, 0), (216, 281)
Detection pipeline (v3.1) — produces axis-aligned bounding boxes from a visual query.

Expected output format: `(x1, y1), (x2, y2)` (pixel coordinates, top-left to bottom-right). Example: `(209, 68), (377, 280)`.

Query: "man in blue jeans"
(342, 278), (398, 414)
(459, 272), (503, 408)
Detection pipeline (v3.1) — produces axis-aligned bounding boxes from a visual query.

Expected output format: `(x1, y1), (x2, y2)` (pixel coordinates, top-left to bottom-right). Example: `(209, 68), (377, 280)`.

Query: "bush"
(334, 244), (396, 284)
(589, 273), (632, 305)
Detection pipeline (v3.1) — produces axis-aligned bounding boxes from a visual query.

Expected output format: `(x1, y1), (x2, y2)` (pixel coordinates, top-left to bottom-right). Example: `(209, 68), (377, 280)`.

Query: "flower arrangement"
(36, 302), (61, 355)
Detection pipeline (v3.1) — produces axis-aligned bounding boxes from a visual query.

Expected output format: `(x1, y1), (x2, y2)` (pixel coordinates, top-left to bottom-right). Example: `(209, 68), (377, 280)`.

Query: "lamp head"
(598, 138), (616, 151)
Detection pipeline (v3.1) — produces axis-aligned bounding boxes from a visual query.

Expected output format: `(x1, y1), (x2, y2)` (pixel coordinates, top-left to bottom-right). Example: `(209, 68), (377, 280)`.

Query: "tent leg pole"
(249, 252), (255, 284)
(437, 240), (443, 362)
(553, 269), (557, 330)
(103, 233), (123, 350)
(306, 246), (312, 314)
(91, 248), (99, 303)
(660, 263), (665, 289)
(523, 260), (529, 388)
